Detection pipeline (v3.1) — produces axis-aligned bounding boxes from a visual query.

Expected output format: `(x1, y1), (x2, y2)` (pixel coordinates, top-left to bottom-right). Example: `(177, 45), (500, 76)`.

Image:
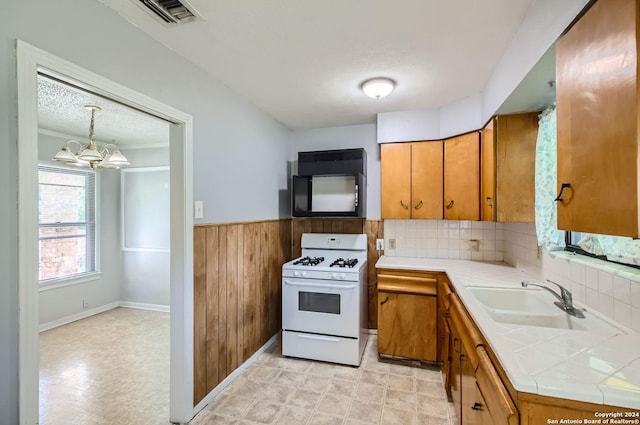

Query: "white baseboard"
(39, 301), (120, 332)
(39, 300), (170, 332)
(119, 301), (170, 313)
(192, 333), (280, 416)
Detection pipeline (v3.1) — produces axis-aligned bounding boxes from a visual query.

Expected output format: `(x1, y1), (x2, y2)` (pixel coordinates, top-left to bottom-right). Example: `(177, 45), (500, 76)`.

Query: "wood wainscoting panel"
(290, 218), (365, 258)
(193, 226), (208, 404)
(365, 220), (384, 329)
(193, 219), (292, 405)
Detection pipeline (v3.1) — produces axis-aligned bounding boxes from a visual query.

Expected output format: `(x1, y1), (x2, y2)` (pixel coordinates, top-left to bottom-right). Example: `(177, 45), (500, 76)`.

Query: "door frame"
(17, 40), (195, 424)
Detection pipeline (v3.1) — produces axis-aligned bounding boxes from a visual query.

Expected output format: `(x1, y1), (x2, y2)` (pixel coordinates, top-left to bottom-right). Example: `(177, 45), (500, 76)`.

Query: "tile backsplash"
(383, 219), (504, 261)
(502, 222), (640, 333)
(382, 220), (640, 332)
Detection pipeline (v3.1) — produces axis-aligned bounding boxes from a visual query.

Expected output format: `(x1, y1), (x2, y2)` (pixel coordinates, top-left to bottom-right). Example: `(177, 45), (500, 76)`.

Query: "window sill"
(39, 272), (102, 292)
(548, 250), (640, 282)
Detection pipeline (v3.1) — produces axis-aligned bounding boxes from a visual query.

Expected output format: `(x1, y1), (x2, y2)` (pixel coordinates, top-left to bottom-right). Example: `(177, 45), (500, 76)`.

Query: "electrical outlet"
(82, 300), (89, 309)
(468, 239), (480, 251)
(388, 239), (396, 249)
(376, 239), (384, 250)
(537, 244), (542, 259)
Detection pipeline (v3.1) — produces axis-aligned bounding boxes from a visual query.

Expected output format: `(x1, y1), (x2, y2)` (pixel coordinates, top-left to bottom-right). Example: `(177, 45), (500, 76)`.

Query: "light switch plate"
(194, 201), (204, 219)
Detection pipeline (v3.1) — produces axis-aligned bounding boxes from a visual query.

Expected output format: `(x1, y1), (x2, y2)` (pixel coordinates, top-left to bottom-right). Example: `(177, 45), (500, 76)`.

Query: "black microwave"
(292, 173), (366, 217)
(292, 148), (367, 218)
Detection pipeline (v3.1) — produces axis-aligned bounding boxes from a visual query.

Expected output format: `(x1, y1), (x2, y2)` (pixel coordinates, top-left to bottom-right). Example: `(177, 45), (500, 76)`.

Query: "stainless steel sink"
(466, 286), (625, 334)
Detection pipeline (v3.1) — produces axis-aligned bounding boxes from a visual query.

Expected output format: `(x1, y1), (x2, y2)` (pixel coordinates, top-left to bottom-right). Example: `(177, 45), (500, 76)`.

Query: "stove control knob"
(331, 273), (346, 280)
(293, 271), (301, 277)
(301, 271), (307, 277)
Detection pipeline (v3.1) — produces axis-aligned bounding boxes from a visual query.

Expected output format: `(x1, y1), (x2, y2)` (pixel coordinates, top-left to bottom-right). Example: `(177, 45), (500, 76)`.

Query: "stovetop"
(282, 253), (367, 275)
(291, 256), (360, 268)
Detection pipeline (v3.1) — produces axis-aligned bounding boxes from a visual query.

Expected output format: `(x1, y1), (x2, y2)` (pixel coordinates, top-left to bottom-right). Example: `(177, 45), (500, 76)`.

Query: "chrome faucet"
(521, 280), (585, 318)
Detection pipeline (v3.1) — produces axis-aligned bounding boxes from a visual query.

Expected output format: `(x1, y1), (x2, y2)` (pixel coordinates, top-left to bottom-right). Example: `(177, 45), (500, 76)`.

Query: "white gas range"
(281, 233), (369, 366)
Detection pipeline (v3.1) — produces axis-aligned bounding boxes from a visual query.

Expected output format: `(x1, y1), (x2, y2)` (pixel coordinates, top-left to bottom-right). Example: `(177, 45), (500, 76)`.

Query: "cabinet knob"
(400, 200), (409, 210)
(446, 200), (454, 209)
(486, 197), (493, 208)
(554, 183), (571, 202)
(471, 402), (483, 411)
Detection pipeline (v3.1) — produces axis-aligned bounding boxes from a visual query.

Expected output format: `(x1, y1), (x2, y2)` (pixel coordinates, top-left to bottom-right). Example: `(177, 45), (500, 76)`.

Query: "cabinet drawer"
(377, 269), (437, 296)
(475, 347), (519, 425)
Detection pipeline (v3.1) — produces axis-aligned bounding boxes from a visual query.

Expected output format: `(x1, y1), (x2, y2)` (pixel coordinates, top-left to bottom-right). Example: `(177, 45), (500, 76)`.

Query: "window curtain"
(577, 232), (640, 267)
(534, 105), (565, 250)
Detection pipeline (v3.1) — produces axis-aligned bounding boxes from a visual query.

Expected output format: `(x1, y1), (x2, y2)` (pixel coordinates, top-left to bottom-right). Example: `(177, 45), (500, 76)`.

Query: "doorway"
(17, 40), (195, 424)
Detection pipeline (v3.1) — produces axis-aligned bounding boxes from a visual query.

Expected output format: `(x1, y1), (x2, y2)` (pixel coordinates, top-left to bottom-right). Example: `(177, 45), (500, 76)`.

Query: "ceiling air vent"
(138, 0), (201, 25)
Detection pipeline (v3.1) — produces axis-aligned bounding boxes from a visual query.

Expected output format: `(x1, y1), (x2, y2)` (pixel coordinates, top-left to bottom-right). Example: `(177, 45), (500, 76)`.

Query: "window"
(565, 231), (640, 269)
(38, 165), (97, 283)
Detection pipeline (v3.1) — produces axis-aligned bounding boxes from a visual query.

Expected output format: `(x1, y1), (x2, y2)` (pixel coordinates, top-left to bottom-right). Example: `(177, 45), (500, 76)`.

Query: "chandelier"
(53, 105), (130, 169)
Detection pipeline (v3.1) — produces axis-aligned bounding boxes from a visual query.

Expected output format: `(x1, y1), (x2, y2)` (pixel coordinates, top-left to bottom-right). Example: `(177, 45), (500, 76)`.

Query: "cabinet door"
(377, 291), (437, 361)
(461, 350), (483, 425)
(381, 143), (412, 219)
(444, 133), (480, 220)
(449, 318), (462, 420)
(412, 141), (444, 219)
(556, 0), (638, 237)
(496, 112), (538, 223)
(475, 347), (519, 425)
(481, 119), (496, 221)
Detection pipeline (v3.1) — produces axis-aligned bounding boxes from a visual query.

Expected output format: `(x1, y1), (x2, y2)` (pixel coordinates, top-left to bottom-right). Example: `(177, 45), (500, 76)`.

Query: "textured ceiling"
(37, 75), (170, 149)
(97, 0), (536, 130)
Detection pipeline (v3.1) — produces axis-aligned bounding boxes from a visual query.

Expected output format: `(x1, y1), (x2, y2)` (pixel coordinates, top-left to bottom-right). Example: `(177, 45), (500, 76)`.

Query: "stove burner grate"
(330, 258), (358, 268)
(293, 256), (325, 266)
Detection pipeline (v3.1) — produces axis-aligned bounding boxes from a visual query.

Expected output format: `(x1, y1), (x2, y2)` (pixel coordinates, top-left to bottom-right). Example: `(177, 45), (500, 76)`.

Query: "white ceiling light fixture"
(53, 105), (130, 169)
(361, 78), (396, 99)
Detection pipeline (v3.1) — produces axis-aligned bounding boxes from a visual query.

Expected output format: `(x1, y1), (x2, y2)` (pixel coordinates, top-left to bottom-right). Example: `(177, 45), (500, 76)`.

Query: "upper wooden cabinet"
(444, 133), (480, 220)
(556, 0), (638, 237)
(481, 119), (496, 221)
(381, 133), (480, 221)
(495, 112), (538, 223)
(381, 142), (443, 219)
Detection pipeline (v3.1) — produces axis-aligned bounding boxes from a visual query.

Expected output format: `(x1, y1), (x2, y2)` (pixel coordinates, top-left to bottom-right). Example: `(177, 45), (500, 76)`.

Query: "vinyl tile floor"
(39, 307), (170, 425)
(191, 335), (455, 425)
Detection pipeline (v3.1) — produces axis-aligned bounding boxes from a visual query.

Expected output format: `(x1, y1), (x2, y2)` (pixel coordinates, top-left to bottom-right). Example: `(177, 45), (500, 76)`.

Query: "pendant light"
(53, 105), (130, 169)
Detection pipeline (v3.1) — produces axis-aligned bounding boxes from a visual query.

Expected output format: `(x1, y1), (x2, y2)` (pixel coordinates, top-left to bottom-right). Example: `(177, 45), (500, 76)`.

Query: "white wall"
(1, 0), (290, 419)
(290, 124), (380, 219)
(121, 148), (171, 307)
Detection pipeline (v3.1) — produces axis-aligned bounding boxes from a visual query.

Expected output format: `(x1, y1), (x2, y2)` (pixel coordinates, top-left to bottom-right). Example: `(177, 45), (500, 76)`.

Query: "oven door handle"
(296, 334), (341, 343)
(284, 279), (356, 290)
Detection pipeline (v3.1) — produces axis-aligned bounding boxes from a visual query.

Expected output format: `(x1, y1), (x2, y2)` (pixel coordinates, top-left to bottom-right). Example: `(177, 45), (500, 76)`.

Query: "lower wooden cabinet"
(374, 267), (640, 424)
(475, 347), (519, 425)
(444, 280), (518, 425)
(376, 269), (438, 362)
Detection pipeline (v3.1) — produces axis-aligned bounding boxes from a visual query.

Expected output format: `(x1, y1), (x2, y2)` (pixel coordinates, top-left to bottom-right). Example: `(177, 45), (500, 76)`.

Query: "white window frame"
(38, 162), (102, 290)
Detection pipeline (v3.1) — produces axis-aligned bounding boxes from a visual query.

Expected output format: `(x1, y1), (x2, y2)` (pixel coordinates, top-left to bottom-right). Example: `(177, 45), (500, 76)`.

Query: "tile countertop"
(375, 256), (640, 410)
